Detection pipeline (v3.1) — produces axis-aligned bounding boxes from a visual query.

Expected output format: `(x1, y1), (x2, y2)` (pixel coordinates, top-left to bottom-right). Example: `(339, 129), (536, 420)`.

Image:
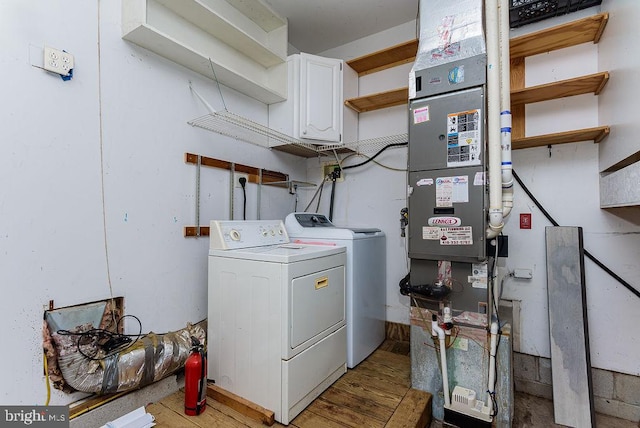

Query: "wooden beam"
(183, 226), (210, 237)
(206, 384), (275, 426)
(184, 153), (288, 184)
(510, 57), (526, 141)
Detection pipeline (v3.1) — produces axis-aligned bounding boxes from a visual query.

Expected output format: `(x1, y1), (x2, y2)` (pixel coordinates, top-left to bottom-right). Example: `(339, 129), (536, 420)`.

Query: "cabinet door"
(299, 53), (343, 143)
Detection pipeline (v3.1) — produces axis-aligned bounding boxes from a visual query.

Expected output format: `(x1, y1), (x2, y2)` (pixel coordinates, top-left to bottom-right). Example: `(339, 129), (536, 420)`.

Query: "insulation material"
(43, 299), (123, 392)
(412, 0), (486, 72)
(51, 322), (205, 394)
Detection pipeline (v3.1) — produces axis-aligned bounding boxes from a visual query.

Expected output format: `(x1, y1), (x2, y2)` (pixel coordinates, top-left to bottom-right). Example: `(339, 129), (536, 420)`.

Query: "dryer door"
(289, 265), (345, 352)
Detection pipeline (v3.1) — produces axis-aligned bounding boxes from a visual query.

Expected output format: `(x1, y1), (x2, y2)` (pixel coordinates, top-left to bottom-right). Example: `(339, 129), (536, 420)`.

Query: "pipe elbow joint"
(489, 211), (504, 229)
(431, 315), (445, 340)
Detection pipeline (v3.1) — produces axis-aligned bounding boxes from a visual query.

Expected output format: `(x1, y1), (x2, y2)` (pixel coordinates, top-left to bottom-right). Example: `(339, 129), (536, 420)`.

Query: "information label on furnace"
(446, 109), (482, 167)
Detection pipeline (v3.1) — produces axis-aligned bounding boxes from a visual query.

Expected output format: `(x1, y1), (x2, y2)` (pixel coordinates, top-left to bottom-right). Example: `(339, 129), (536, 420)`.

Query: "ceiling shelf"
(510, 12), (609, 59)
(347, 40), (418, 76)
(511, 72), (609, 106)
(512, 126), (610, 150)
(345, 88), (408, 113)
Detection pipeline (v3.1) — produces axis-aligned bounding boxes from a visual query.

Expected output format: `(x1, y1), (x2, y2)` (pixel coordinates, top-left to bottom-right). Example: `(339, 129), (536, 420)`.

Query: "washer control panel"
(210, 220), (289, 250)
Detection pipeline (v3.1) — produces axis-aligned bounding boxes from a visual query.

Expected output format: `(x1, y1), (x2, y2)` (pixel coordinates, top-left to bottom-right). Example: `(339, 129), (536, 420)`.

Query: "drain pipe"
(486, 0), (503, 238)
(499, 0), (514, 221)
(432, 314), (451, 407)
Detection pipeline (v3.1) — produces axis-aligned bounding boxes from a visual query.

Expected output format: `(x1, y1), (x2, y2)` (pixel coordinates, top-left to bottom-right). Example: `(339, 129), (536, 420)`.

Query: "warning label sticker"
(435, 177), (453, 207)
(413, 106), (430, 124)
(439, 226), (473, 245)
(469, 262), (488, 289)
(435, 176), (468, 207)
(422, 226), (440, 240)
(447, 109), (482, 167)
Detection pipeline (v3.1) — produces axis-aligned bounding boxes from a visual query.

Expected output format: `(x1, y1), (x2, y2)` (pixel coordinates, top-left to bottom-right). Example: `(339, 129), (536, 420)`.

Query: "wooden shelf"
(340, 12), (611, 147)
(343, 12), (608, 80)
(345, 88), (408, 113)
(510, 12), (608, 59)
(511, 72), (609, 106)
(347, 40), (418, 76)
(512, 126), (610, 150)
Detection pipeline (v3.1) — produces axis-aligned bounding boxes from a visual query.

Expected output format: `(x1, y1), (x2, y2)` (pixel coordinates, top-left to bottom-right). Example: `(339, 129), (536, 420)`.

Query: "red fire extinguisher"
(184, 336), (207, 416)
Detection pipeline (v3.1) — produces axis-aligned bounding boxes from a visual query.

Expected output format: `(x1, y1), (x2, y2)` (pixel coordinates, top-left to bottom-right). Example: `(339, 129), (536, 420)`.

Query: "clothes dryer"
(208, 220), (346, 424)
(285, 213), (386, 368)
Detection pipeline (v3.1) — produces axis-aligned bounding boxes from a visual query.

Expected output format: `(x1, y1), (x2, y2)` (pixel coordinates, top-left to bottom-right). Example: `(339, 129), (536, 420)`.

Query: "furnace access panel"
(408, 86), (487, 262)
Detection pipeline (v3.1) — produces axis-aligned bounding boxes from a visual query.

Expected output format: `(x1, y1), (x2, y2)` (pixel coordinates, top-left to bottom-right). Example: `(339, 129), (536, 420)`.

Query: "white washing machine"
(285, 213), (386, 368)
(207, 220), (346, 425)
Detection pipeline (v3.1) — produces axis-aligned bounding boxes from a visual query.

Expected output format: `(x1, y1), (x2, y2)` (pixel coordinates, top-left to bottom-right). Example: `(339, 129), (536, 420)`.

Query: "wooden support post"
(510, 57), (525, 141)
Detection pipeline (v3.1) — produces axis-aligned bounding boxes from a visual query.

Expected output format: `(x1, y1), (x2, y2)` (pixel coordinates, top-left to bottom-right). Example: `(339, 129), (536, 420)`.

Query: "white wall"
(310, 9), (640, 377)
(0, 0), (307, 405)
(598, 0), (640, 170)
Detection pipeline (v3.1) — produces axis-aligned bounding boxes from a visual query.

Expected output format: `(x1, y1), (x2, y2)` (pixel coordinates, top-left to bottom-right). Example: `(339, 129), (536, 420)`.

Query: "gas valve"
(400, 207), (408, 237)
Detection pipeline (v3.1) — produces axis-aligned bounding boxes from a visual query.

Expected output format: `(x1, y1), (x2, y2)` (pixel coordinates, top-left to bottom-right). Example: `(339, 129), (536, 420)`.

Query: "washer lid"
(285, 212), (383, 239)
(209, 243), (345, 263)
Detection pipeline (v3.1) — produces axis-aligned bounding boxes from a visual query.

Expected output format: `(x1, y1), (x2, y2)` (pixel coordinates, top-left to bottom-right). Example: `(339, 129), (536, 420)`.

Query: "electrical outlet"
(514, 268), (533, 279)
(44, 46), (74, 76)
(322, 163), (344, 182)
(234, 172), (249, 188)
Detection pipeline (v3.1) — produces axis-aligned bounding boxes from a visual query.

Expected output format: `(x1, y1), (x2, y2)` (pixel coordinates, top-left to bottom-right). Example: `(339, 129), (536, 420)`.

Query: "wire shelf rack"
(328, 133), (408, 155)
(188, 82), (408, 158)
(188, 111), (321, 154)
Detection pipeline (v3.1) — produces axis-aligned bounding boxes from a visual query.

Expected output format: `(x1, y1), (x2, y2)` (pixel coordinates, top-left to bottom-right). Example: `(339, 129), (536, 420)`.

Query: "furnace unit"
(407, 0), (491, 323)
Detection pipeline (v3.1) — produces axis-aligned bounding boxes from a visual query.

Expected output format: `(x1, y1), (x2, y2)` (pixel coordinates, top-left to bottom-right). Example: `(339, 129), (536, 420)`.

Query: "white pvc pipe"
(432, 315), (451, 407)
(487, 321), (499, 415)
(499, 0), (514, 220)
(486, 0), (504, 238)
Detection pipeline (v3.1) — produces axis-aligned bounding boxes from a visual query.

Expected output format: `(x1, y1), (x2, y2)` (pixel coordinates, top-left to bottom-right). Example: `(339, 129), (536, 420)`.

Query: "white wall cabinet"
(269, 53), (344, 145)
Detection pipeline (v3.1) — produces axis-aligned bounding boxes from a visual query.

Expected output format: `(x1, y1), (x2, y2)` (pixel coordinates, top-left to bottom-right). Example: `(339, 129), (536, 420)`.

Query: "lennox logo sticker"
(428, 217), (461, 227)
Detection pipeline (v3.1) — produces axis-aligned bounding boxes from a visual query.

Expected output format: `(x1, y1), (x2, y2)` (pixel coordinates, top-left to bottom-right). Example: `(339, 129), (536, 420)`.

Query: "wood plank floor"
(146, 340), (429, 427)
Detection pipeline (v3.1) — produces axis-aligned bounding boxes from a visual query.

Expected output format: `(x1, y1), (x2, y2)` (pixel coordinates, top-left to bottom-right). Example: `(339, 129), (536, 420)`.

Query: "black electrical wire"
(239, 177), (247, 220)
(329, 179), (336, 221)
(56, 314), (144, 361)
(512, 169), (640, 300)
(342, 142), (407, 170)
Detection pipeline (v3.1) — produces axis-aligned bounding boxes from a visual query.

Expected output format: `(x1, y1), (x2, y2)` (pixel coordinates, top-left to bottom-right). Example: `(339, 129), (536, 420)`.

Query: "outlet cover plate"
(44, 46), (74, 76)
(234, 172), (249, 188)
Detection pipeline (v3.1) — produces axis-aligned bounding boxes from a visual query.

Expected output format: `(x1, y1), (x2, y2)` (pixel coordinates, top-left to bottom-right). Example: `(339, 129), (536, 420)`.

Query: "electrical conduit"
(432, 314), (451, 407)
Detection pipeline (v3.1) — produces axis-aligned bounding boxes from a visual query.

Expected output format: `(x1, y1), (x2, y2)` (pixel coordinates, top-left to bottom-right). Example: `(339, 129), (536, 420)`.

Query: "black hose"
(512, 169), (640, 299)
